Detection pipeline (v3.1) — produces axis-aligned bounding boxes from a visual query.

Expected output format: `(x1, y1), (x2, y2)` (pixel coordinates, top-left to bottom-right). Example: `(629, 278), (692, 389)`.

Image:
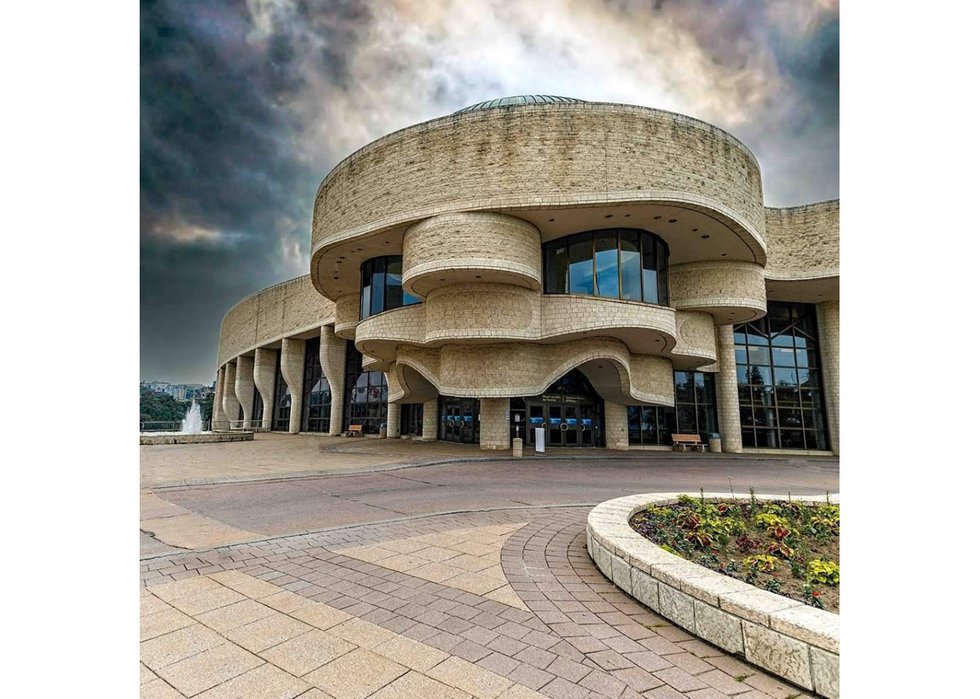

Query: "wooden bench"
(344, 424), (364, 437)
(672, 433), (706, 452)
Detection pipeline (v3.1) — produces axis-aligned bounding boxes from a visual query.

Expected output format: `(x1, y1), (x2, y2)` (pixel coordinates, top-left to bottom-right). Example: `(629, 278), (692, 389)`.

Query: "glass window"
(619, 231), (641, 301)
(568, 233), (594, 295)
(545, 241), (568, 293)
(385, 257), (403, 311)
(594, 232), (619, 298)
(370, 258), (385, 316)
(734, 302), (829, 450)
(642, 234), (659, 304)
(342, 341), (387, 434)
(628, 406), (642, 445)
(359, 256), (422, 319)
(544, 229), (668, 304)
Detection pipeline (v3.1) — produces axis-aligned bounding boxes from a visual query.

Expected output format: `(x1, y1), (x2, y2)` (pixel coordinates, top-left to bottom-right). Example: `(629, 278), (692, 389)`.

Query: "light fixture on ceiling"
(668, 219), (677, 223)
(604, 214), (613, 219)
(548, 218), (555, 222)
(701, 235), (710, 239)
(653, 215), (662, 220)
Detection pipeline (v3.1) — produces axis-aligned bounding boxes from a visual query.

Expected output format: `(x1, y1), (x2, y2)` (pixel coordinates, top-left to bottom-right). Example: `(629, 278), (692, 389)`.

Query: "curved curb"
(586, 492), (839, 698)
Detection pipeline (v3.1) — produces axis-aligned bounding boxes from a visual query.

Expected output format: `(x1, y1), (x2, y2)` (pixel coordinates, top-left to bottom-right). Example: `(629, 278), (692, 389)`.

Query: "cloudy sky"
(141, 0), (839, 385)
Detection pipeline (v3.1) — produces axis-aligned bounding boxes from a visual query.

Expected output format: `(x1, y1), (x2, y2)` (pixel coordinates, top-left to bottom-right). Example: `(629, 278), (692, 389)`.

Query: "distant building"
(213, 96), (838, 455)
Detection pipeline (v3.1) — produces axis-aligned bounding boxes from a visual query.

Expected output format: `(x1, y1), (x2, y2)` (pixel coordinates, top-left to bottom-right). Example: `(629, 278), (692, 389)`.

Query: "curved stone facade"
(403, 213), (542, 296)
(213, 96), (839, 453)
(218, 275), (336, 366)
(765, 201), (840, 280)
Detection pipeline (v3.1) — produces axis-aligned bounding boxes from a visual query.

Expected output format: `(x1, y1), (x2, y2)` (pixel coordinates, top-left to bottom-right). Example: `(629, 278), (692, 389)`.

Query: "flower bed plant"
(629, 491), (839, 613)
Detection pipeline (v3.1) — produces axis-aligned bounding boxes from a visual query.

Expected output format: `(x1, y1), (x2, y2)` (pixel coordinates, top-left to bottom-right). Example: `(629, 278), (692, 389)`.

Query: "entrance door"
(439, 397), (480, 444)
(562, 404), (581, 446)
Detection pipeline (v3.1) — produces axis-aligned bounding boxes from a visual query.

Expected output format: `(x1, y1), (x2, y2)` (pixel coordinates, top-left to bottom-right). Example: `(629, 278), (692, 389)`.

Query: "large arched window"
(360, 256), (422, 319)
(543, 229), (669, 304)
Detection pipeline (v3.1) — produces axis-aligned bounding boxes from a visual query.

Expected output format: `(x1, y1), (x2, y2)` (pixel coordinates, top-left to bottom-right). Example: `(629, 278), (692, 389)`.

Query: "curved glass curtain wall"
(272, 350), (291, 431)
(733, 302), (829, 450)
(302, 337), (331, 432)
(342, 342), (388, 434)
(627, 371), (718, 446)
(360, 256), (422, 319)
(543, 229), (669, 304)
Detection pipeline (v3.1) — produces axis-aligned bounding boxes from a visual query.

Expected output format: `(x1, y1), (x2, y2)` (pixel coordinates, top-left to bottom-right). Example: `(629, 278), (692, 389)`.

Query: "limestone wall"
(218, 276), (336, 367)
(765, 201), (839, 280)
(313, 103), (765, 258)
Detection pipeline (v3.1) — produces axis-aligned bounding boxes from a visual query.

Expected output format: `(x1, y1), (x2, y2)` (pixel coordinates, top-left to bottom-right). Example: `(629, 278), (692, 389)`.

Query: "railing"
(139, 420), (213, 433)
(208, 419), (265, 432)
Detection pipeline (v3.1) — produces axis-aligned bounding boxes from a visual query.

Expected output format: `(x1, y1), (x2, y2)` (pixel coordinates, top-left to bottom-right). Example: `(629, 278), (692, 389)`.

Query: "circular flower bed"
(629, 493), (839, 612)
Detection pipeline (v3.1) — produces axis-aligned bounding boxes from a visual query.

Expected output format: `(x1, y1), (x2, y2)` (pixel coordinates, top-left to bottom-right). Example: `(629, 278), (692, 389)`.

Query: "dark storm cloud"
(141, 0), (838, 384)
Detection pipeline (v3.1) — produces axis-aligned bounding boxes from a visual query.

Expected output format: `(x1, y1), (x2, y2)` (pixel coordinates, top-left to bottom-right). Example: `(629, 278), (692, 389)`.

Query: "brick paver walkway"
(141, 508), (814, 698)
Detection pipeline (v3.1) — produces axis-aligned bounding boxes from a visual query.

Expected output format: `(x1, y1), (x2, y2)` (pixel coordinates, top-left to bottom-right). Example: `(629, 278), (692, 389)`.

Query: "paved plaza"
(141, 435), (838, 698)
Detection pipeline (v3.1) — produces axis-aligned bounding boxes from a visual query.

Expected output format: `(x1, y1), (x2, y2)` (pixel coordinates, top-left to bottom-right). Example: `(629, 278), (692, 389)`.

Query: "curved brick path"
(141, 507), (815, 698)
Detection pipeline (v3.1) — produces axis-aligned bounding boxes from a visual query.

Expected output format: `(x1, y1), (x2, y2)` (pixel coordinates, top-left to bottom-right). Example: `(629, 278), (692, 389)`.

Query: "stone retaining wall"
(586, 492), (839, 698)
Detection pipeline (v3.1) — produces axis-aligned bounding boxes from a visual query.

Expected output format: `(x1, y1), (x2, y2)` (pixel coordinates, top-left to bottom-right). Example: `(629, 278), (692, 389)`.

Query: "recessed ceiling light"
(668, 219), (677, 223)
(692, 228), (699, 232)
(653, 215), (662, 220)
(721, 253), (728, 257)
(548, 218), (555, 222)
(701, 235), (710, 239)
(604, 214), (613, 219)
(624, 214), (631, 218)
(439, 278), (446, 281)
(475, 275), (482, 279)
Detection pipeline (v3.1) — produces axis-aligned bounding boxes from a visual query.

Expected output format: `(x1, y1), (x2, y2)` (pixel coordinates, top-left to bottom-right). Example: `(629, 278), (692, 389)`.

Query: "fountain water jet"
(140, 398), (253, 445)
(180, 399), (204, 434)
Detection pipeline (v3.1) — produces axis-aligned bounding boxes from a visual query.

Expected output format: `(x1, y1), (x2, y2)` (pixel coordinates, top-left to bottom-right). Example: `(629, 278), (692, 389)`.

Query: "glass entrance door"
(438, 397), (480, 444)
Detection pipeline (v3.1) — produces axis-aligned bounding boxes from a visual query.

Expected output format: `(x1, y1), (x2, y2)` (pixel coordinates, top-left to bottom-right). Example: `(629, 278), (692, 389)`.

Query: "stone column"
(212, 365), (227, 430)
(479, 398), (510, 450)
(816, 301), (840, 455)
(715, 324), (743, 453)
(386, 401), (401, 439)
(235, 354), (255, 429)
(222, 361), (241, 428)
(253, 348), (277, 431)
(604, 402), (629, 450)
(422, 398), (438, 441)
(319, 326), (347, 436)
(281, 338), (305, 434)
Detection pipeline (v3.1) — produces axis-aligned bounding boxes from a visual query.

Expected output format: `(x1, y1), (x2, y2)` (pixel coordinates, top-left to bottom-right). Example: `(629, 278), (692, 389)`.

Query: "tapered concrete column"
(319, 326), (347, 436)
(253, 348), (277, 431)
(281, 338), (305, 434)
(234, 354), (256, 429)
(222, 361), (241, 428)
(387, 401), (401, 438)
(212, 366), (227, 429)
(479, 398), (510, 450)
(715, 324), (743, 453)
(604, 402), (629, 450)
(816, 301), (840, 455)
(422, 398), (438, 441)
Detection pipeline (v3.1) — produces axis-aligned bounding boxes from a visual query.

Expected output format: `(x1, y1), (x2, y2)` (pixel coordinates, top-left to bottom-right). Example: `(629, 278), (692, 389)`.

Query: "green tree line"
(140, 388), (213, 426)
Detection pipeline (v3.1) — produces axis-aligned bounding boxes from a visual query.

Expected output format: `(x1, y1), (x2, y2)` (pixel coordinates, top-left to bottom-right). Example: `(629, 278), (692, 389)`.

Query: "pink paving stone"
(545, 656), (591, 683)
(653, 666), (710, 693)
(579, 669), (629, 698)
(507, 663), (556, 691)
(540, 676), (592, 699)
(610, 667), (665, 693)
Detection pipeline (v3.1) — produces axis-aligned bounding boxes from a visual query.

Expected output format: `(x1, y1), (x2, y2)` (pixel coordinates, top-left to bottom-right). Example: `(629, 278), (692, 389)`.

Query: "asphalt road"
(151, 455), (839, 542)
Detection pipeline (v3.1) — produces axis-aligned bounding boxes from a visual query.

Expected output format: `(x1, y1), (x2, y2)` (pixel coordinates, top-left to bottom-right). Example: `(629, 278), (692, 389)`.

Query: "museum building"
(212, 95), (839, 455)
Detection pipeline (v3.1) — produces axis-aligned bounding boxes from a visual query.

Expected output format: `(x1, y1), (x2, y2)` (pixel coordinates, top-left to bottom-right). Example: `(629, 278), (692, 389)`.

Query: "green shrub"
(807, 559), (840, 586)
